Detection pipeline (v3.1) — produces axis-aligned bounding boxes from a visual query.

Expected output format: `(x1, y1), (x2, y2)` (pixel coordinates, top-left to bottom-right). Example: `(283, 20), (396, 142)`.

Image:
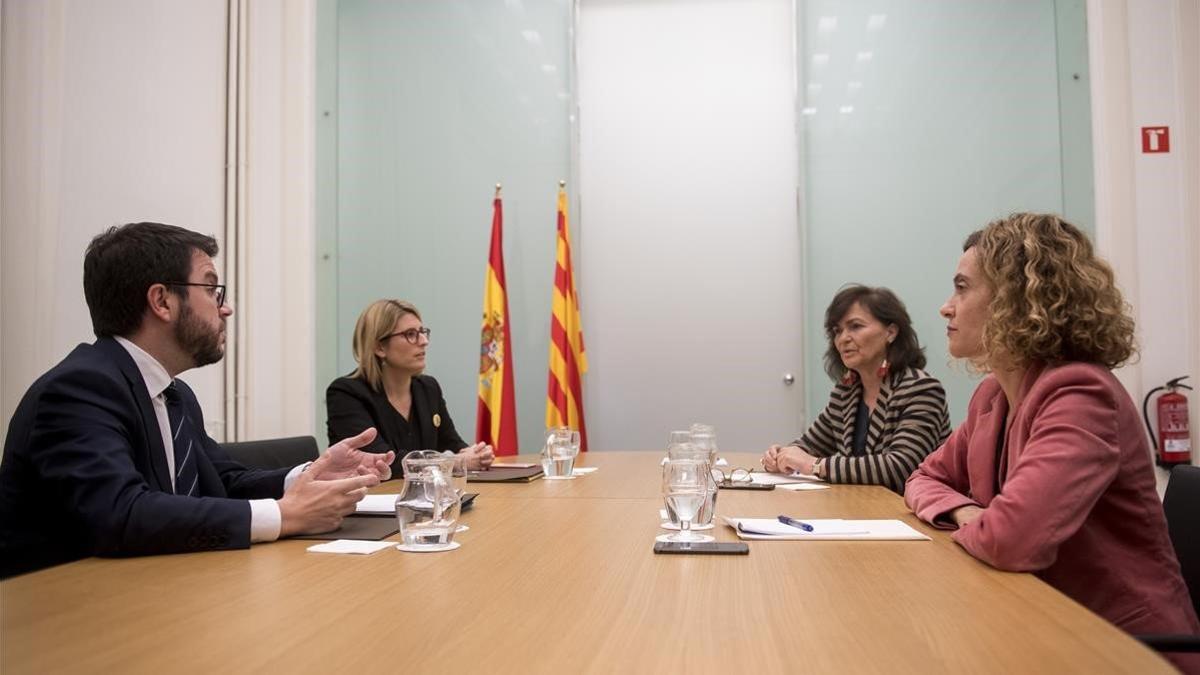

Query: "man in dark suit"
(0, 222), (394, 578)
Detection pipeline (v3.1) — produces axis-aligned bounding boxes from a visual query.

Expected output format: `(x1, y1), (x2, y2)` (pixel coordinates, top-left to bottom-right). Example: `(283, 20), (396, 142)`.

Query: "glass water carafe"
(395, 451), (461, 547)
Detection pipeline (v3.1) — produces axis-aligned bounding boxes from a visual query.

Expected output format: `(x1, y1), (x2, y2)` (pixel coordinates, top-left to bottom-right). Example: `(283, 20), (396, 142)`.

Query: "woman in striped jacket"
(762, 285), (950, 493)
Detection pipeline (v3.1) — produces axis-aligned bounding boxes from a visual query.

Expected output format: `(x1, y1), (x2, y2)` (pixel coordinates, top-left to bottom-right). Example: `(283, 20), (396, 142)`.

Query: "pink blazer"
(906, 362), (1199, 638)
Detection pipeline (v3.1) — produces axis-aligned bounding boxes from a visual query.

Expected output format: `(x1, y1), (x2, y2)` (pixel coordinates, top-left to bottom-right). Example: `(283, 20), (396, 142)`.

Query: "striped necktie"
(163, 383), (199, 497)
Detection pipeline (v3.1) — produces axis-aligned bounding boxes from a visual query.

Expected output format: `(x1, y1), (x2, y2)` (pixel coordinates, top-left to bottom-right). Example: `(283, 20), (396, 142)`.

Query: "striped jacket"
(791, 367), (950, 494)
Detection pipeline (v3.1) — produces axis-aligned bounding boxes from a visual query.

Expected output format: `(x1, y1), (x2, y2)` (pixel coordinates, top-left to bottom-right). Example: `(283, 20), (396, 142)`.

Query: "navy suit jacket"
(0, 337), (289, 578)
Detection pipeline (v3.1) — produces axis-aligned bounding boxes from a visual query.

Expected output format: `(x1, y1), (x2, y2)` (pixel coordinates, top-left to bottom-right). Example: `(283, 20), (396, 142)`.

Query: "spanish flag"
(476, 188), (519, 455)
(545, 184), (589, 451)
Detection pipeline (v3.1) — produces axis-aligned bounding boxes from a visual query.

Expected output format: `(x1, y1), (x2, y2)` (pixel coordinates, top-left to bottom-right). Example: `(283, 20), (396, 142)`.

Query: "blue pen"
(777, 515), (814, 532)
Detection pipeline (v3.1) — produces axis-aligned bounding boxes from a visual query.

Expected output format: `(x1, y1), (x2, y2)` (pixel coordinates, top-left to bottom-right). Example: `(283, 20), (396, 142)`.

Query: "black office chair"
(219, 435), (319, 471)
(1136, 465), (1200, 654)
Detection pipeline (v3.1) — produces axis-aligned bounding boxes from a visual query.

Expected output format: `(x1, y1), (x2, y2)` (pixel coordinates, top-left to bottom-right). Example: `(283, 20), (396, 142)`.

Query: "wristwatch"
(812, 458), (824, 479)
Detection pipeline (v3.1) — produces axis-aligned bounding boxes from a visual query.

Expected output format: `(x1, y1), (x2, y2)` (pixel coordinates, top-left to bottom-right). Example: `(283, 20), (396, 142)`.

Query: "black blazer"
(326, 374), (467, 473)
(0, 337), (289, 579)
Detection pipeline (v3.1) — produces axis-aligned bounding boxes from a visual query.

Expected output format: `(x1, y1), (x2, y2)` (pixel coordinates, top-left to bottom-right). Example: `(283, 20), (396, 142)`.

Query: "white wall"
(799, 0), (1081, 427)
(324, 0), (571, 452)
(240, 0), (317, 440)
(1, 0), (229, 440)
(1, 1), (1197, 463)
(1089, 0), (1199, 464)
(577, 0), (805, 452)
(0, 0), (317, 447)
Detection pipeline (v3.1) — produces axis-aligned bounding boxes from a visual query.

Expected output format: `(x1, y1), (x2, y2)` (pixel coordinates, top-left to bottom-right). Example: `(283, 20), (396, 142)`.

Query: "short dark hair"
(822, 284), (926, 381)
(83, 222), (219, 337)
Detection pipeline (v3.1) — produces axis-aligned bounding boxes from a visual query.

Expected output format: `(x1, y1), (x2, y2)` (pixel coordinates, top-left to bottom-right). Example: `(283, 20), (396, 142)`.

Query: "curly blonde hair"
(965, 213), (1136, 369)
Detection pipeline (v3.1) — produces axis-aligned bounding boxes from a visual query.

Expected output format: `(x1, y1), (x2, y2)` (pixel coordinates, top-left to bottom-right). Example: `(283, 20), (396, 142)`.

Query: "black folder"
(467, 466), (544, 483)
(293, 515), (399, 541)
(295, 494), (477, 540)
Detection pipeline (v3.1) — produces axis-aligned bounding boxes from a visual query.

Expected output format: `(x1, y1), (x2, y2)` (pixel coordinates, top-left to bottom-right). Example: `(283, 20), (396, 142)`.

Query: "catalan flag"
(545, 184), (588, 451)
(476, 189), (519, 455)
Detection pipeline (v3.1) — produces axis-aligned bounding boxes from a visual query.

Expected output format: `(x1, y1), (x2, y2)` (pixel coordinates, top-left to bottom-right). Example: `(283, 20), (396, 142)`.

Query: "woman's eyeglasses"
(382, 327), (431, 344)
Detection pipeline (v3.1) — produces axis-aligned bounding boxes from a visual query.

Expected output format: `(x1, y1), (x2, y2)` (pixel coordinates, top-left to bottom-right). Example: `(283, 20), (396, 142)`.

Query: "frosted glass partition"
(798, 0), (1094, 424)
(318, 0), (573, 450)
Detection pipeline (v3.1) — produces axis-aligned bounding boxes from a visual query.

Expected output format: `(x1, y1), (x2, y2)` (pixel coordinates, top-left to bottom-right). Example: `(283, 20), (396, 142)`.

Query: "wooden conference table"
(0, 452), (1173, 673)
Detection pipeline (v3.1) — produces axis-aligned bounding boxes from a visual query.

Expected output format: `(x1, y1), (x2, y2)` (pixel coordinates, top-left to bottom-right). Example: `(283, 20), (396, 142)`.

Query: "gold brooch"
(433, 413), (442, 428)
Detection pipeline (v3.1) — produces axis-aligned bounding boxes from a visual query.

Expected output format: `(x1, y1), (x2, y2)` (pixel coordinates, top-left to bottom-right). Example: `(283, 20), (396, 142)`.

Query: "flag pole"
(547, 179), (589, 451)
(478, 182), (519, 454)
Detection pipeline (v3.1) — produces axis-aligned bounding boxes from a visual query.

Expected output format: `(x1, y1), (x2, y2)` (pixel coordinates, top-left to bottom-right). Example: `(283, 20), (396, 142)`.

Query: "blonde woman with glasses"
(326, 300), (493, 475)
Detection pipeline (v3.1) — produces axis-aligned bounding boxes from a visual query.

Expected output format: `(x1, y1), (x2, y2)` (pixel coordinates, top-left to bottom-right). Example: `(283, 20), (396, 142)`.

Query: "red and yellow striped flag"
(545, 185), (588, 451)
(476, 190), (519, 455)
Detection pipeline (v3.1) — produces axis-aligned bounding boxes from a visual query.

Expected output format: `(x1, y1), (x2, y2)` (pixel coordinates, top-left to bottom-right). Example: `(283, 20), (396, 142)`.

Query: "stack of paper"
(748, 472), (821, 486)
(723, 517), (930, 541)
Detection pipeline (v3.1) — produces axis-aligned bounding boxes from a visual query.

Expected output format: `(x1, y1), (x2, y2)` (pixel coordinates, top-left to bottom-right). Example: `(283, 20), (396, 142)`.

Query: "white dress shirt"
(113, 336), (302, 542)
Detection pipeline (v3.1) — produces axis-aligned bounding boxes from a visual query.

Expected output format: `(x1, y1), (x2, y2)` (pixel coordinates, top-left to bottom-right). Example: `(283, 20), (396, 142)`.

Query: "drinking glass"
(447, 452), (474, 533)
(446, 453), (471, 532)
(689, 423), (719, 465)
(666, 430), (693, 452)
(662, 458), (714, 543)
(442, 451), (469, 501)
(665, 442), (717, 527)
(542, 427), (580, 477)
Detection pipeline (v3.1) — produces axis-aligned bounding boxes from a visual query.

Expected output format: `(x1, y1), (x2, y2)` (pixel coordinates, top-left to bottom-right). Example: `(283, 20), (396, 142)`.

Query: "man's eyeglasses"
(383, 327), (432, 345)
(164, 282), (227, 307)
(710, 467), (754, 485)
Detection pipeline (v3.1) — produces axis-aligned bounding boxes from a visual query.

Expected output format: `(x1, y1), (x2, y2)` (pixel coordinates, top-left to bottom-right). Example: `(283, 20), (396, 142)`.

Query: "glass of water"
(665, 442), (717, 528)
(662, 458), (714, 543)
(666, 430), (693, 451)
(542, 427), (580, 477)
(443, 451), (469, 503)
(689, 423), (719, 465)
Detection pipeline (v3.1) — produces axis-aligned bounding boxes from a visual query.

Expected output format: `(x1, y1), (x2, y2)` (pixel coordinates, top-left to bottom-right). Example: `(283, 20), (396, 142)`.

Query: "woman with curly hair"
(762, 285), (950, 493)
(906, 214), (1199, 651)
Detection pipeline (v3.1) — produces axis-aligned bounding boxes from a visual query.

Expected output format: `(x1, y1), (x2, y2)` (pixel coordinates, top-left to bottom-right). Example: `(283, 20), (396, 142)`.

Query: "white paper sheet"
(355, 494), (398, 514)
(723, 517), (930, 541)
(572, 467), (599, 475)
(306, 540), (394, 555)
(776, 482), (830, 491)
(748, 472), (821, 486)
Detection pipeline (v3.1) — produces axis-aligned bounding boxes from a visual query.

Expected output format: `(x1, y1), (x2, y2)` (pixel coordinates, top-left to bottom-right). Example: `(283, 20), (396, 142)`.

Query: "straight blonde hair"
(351, 299), (422, 393)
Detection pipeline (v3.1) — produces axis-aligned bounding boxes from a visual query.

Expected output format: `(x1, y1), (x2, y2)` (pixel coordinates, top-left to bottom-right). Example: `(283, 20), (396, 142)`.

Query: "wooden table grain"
(0, 452), (1173, 673)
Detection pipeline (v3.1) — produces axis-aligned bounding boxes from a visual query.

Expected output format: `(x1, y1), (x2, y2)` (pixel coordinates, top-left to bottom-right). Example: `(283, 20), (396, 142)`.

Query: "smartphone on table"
(653, 541), (749, 555)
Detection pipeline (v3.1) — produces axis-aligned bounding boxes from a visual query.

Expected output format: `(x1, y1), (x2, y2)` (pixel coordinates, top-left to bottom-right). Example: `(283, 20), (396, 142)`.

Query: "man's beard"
(175, 300), (225, 368)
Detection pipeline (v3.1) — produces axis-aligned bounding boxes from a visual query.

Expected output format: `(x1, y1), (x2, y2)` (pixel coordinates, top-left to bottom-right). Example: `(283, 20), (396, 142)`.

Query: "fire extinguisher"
(1142, 375), (1193, 468)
